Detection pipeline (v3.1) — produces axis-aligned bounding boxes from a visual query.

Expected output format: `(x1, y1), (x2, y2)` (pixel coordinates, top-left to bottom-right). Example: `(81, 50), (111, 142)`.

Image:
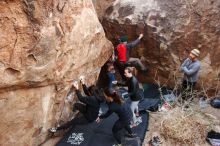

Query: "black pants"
(115, 61), (127, 81)
(181, 80), (196, 100)
(112, 120), (133, 144)
(57, 103), (89, 130)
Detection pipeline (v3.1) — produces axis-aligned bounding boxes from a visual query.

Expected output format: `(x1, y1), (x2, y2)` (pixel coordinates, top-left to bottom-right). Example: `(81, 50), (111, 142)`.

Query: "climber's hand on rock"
(139, 33), (144, 39)
(79, 76), (85, 84)
(72, 81), (79, 90)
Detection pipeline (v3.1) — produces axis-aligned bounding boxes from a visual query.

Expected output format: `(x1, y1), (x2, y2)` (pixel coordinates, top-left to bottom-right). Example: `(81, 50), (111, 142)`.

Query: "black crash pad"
(104, 87), (161, 112)
(118, 84), (162, 112)
(55, 112), (149, 146)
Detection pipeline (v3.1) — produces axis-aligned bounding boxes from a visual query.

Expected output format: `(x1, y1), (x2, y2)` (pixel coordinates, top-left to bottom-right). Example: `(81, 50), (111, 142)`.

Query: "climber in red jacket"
(115, 34), (147, 80)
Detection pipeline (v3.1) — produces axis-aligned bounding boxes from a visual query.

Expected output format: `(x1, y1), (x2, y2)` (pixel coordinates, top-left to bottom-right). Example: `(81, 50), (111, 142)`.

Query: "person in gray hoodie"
(179, 48), (201, 100)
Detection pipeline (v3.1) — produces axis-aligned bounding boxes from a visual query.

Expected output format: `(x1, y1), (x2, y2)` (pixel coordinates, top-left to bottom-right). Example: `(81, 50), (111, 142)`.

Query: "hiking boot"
(48, 127), (57, 133)
(125, 133), (137, 138)
(112, 144), (121, 146)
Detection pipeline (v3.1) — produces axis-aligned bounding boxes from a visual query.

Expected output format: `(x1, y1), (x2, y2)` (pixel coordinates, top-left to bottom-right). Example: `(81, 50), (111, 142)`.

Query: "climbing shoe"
(48, 127), (57, 133)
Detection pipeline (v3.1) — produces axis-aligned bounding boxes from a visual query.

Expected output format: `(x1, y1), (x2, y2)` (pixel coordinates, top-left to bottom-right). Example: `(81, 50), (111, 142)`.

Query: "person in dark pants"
(115, 34), (147, 80)
(113, 67), (142, 127)
(49, 80), (103, 133)
(96, 88), (136, 145)
(180, 48), (201, 100)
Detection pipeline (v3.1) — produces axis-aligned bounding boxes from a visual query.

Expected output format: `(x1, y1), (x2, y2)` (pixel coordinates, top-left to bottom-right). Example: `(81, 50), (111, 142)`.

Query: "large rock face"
(95, 0), (220, 94)
(92, 0), (115, 20)
(0, 0), (112, 146)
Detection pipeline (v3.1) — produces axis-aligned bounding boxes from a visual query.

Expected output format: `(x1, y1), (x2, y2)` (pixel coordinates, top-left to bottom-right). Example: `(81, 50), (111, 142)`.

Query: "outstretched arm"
(99, 109), (113, 119)
(82, 84), (91, 96)
(75, 90), (99, 106)
(79, 76), (91, 96)
(73, 81), (97, 105)
(126, 34), (143, 49)
(113, 80), (127, 86)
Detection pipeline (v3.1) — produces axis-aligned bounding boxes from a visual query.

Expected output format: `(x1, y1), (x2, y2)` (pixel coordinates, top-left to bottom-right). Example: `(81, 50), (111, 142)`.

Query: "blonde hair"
(125, 67), (137, 76)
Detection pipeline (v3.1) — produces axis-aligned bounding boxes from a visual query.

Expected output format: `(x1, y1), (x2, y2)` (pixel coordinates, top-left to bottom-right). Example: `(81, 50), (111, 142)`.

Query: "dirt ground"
(142, 104), (220, 146)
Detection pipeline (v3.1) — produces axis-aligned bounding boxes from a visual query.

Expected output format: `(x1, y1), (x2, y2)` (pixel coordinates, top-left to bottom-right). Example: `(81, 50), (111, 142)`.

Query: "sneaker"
(135, 112), (140, 117)
(48, 127), (57, 133)
(148, 136), (162, 146)
(112, 144), (121, 146)
(135, 117), (142, 125)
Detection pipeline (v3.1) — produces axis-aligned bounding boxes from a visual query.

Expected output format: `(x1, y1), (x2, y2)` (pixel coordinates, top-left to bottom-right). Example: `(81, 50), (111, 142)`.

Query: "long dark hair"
(88, 85), (104, 102)
(104, 88), (123, 105)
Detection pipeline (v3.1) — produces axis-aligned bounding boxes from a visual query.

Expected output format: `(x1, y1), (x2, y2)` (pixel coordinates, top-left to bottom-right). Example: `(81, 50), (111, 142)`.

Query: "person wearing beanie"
(115, 34), (147, 80)
(179, 48), (201, 100)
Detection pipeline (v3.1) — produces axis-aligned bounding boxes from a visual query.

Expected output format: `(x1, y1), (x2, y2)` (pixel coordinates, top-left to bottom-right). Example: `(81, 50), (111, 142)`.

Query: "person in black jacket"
(96, 88), (136, 145)
(80, 76), (103, 99)
(49, 80), (103, 133)
(113, 67), (142, 127)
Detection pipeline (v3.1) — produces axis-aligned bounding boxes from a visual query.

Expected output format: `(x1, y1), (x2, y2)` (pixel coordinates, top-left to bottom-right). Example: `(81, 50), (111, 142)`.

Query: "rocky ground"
(42, 101), (220, 146)
(143, 103), (220, 146)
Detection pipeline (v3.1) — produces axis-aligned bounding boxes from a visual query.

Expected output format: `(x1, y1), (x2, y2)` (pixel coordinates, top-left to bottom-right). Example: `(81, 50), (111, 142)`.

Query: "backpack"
(210, 97), (220, 108)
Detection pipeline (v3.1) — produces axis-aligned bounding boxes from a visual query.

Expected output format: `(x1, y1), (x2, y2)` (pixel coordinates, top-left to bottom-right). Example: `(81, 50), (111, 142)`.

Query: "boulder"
(95, 0), (220, 94)
(0, 0), (112, 145)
